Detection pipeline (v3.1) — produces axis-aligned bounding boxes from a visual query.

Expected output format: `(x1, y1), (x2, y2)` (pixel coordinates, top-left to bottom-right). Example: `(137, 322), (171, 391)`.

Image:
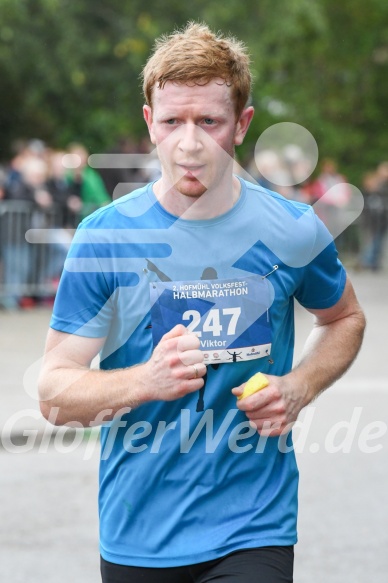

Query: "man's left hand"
(232, 374), (307, 436)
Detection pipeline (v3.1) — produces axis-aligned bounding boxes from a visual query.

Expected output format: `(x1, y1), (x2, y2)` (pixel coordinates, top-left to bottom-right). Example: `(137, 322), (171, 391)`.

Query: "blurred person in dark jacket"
(1, 156), (51, 308)
(65, 143), (111, 217)
(46, 151), (82, 228)
(360, 165), (388, 271)
(98, 137), (151, 199)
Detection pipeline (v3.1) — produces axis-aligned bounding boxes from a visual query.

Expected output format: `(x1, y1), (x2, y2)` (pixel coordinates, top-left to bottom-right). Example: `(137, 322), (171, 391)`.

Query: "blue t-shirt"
(51, 178), (346, 567)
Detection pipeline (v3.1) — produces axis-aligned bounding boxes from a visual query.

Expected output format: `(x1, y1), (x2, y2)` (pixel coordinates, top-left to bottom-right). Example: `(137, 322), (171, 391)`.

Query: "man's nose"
(178, 124), (203, 154)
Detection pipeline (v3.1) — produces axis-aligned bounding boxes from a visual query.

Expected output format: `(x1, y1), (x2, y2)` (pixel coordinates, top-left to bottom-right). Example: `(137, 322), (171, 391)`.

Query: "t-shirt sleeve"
(50, 222), (114, 337)
(294, 211), (347, 310)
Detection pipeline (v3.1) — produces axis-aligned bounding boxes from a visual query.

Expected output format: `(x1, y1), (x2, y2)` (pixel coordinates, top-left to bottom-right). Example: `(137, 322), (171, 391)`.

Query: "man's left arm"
(233, 277), (366, 436)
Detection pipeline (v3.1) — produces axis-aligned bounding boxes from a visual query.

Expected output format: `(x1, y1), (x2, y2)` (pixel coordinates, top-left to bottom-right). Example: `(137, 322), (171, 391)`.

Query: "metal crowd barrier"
(0, 200), (82, 307)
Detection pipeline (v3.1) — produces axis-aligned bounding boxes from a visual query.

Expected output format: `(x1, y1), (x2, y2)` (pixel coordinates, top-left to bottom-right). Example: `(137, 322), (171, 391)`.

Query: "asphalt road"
(0, 269), (387, 582)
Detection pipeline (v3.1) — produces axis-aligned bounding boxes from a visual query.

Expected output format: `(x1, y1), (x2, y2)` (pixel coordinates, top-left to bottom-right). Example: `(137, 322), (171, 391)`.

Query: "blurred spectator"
(46, 150), (82, 228)
(359, 164), (388, 271)
(98, 137), (150, 199)
(1, 155), (52, 308)
(5, 139), (29, 192)
(307, 159), (352, 252)
(39, 150), (81, 284)
(0, 167), (6, 200)
(65, 143), (111, 216)
(307, 159), (349, 203)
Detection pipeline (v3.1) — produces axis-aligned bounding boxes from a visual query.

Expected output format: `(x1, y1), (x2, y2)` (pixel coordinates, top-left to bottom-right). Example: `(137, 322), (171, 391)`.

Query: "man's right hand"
(142, 324), (207, 403)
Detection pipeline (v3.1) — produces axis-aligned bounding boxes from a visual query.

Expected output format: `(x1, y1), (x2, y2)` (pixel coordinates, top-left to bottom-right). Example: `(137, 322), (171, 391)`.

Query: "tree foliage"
(1, 0), (387, 181)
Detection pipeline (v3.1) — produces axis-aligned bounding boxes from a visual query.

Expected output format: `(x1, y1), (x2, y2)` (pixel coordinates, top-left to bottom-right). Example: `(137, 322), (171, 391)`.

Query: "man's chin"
(175, 177), (208, 198)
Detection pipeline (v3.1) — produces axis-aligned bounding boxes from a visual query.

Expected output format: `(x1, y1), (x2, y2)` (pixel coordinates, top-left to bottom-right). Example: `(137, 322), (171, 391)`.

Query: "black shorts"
(100, 546), (294, 583)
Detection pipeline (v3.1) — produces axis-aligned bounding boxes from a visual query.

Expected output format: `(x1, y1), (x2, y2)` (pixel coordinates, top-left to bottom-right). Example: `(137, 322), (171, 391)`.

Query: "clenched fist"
(142, 324), (207, 403)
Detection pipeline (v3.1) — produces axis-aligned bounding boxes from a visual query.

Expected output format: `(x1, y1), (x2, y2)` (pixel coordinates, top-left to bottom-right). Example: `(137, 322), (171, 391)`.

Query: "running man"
(39, 22), (365, 582)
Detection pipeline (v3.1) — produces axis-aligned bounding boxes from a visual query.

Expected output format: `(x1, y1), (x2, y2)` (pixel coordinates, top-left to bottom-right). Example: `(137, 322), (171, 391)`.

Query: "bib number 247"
(182, 307), (241, 337)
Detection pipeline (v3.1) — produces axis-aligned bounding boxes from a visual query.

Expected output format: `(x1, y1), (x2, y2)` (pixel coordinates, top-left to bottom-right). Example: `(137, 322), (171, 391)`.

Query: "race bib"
(150, 275), (272, 364)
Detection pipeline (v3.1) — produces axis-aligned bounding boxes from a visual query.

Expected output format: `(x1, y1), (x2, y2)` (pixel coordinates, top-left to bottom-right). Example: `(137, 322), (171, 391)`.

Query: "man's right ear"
(143, 105), (156, 144)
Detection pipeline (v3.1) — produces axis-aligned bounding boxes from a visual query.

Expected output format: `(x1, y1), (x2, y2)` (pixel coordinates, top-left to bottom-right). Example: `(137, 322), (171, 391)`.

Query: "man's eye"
(166, 119), (176, 125)
(203, 118), (215, 125)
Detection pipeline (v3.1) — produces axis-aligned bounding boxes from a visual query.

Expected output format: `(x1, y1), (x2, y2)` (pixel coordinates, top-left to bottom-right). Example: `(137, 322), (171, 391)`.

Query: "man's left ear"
(234, 106), (255, 146)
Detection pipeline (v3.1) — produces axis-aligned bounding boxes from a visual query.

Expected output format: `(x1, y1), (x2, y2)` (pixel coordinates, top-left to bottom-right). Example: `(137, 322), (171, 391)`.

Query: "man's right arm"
(38, 325), (206, 427)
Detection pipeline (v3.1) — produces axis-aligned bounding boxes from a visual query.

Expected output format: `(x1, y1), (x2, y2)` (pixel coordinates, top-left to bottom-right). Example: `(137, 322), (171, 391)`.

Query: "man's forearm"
(291, 308), (366, 406)
(39, 324), (206, 427)
(39, 364), (149, 427)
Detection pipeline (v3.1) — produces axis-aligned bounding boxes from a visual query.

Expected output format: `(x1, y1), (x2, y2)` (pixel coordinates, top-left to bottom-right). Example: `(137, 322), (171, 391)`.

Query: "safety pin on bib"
(261, 265), (279, 279)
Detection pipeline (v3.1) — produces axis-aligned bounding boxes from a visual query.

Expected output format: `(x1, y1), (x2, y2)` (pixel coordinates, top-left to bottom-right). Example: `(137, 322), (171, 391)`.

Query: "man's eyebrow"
(198, 112), (225, 117)
(157, 112), (226, 119)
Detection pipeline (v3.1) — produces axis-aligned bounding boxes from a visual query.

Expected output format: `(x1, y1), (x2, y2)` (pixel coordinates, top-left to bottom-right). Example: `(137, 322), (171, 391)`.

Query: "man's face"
(143, 80), (253, 199)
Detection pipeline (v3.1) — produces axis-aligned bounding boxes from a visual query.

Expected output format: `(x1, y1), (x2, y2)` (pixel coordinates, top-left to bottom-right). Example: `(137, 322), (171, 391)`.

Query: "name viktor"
(200, 339), (227, 347)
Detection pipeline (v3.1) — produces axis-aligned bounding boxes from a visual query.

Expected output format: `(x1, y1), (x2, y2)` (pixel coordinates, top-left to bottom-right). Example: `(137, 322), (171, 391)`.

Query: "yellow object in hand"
(237, 372), (269, 400)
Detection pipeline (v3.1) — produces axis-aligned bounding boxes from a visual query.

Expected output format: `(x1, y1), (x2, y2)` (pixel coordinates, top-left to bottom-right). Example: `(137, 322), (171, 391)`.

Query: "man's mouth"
(177, 164), (205, 177)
